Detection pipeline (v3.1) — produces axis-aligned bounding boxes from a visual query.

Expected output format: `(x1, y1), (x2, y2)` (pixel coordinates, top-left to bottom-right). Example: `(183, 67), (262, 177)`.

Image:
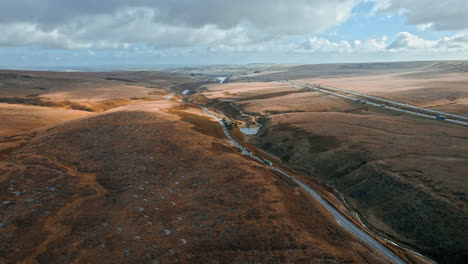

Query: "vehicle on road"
(436, 115), (446, 120)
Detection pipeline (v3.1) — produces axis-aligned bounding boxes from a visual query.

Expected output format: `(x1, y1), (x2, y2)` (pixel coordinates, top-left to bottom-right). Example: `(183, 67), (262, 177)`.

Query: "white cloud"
(436, 32), (468, 50)
(288, 35), (388, 54)
(387, 32), (437, 50)
(250, 32), (468, 55)
(386, 31), (468, 52)
(353, 36), (388, 52)
(300, 37), (354, 53)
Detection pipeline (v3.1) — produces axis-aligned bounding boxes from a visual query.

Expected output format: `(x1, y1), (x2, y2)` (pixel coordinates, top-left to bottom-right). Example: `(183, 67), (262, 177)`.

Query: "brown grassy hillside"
(201, 77), (468, 263)
(0, 100), (390, 263)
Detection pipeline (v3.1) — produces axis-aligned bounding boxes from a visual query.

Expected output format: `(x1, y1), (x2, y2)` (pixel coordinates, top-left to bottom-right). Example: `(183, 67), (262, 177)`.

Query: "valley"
(1, 61), (467, 263)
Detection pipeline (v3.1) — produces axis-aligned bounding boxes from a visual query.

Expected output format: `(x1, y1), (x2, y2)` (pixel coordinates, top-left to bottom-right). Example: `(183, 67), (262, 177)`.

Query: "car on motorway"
(436, 115), (446, 120)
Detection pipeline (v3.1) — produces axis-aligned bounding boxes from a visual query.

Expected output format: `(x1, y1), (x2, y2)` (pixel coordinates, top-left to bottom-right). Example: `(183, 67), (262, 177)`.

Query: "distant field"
(0, 69), (400, 263)
(1, 62), (466, 263)
(305, 72), (468, 115)
(197, 61), (468, 263)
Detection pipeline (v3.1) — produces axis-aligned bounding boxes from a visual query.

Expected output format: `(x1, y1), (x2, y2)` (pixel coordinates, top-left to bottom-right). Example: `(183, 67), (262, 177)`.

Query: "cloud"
(0, 23), (92, 49)
(0, 0), (358, 49)
(372, 0), (468, 31)
(416, 23), (433, 32)
(1, 0), (467, 66)
(386, 31), (468, 51)
(291, 35), (387, 53)
(387, 32), (437, 50)
(299, 37), (353, 53)
(265, 32), (468, 55)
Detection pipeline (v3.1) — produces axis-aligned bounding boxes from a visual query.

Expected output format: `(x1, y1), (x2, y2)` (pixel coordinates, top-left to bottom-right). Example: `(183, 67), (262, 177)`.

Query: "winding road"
(201, 106), (407, 264)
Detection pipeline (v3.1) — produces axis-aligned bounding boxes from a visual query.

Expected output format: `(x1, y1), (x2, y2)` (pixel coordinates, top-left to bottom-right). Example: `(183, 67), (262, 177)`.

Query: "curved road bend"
(201, 106), (406, 264)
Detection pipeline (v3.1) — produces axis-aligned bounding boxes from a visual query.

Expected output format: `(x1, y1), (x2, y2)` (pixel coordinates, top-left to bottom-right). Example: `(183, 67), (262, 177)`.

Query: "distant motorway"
(289, 81), (468, 126)
(201, 106), (407, 264)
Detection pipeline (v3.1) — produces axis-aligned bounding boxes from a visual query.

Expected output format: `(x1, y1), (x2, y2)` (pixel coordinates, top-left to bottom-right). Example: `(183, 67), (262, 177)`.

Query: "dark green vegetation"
(253, 121), (468, 263)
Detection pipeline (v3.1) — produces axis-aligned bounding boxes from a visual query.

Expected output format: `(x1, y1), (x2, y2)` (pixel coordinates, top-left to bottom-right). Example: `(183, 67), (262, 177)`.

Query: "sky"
(0, 0), (467, 67)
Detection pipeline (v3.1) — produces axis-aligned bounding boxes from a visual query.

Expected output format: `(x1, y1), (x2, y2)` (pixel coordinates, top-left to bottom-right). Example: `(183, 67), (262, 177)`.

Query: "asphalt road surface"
(291, 81), (468, 126)
(201, 106), (407, 264)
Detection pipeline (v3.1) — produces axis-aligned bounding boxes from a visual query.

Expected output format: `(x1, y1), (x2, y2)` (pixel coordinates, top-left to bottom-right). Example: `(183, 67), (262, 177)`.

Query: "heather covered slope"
(0, 101), (390, 263)
(252, 112), (468, 263)
(201, 80), (467, 263)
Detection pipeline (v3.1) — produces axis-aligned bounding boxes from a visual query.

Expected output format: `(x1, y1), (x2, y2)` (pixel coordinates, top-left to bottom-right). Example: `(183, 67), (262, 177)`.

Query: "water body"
(217, 77), (227, 83)
(201, 106), (407, 264)
(240, 126), (261, 135)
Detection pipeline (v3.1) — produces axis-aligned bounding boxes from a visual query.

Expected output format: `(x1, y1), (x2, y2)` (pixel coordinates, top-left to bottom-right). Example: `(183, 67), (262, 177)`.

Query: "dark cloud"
(0, 0), (467, 55)
(374, 0), (468, 31)
(0, 0), (358, 49)
(0, 0), (355, 34)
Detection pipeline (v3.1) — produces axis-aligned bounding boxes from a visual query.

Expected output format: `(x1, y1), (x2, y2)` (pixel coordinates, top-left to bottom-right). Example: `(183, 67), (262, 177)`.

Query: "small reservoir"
(217, 77), (227, 83)
(240, 126), (261, 135)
